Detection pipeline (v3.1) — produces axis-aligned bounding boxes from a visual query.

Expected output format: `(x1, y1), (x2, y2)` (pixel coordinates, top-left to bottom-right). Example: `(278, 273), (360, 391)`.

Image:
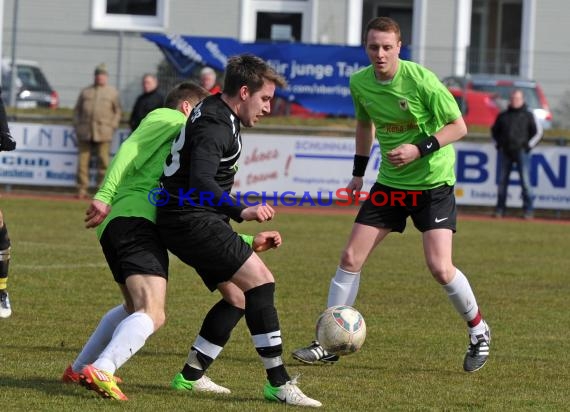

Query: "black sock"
(182, 299), (244, 381)
(244, 283), (290, 386)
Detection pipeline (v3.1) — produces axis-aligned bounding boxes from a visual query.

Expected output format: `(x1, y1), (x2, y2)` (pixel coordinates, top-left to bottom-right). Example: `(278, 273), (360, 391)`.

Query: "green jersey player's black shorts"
(157, 212), (253, 292)
(100, 217), (169, 284)
(355, 183), (457, 233)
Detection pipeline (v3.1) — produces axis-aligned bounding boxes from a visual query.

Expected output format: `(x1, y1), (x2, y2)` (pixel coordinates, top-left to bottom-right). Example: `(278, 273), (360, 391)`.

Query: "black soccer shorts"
(157, 212), (253, 291)
(355, 183), (457, 233)
(100, 217), (169, 284)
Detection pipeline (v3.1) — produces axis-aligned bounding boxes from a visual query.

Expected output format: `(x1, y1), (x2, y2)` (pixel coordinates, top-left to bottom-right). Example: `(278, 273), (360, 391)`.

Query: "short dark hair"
(363, 16), (401, 44)
(222, 53), (287, 97)
(164, 81), (209, 109)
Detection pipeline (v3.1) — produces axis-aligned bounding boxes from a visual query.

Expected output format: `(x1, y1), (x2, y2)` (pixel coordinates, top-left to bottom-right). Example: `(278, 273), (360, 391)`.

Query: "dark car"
(442, 74), (552, 129)
(1, 58), (59, 108)
(448, 87), (501, 127)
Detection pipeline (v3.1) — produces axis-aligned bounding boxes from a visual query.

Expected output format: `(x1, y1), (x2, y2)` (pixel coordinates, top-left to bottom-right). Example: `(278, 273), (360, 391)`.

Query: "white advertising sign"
(453, 142), (570, 209)
(0, 123), (130, 187)
(235, 134), (570, 210)
(1, 123), (568, 210)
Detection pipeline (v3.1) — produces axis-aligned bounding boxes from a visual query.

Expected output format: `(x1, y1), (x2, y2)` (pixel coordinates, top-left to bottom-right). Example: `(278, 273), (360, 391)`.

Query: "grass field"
(0, 196), (568, 411)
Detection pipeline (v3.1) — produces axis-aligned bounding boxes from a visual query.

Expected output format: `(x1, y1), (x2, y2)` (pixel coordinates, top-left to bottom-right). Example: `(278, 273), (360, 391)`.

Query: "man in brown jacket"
(74, 63), (122, 198)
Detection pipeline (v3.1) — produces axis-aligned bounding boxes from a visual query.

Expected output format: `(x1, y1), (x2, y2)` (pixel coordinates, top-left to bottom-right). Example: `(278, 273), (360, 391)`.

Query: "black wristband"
(352, 155), (369, 177)
(415, 135), (440, 157)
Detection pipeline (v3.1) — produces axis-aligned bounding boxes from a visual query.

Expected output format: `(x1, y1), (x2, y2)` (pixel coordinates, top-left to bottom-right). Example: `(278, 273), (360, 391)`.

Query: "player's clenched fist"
(252, 231), (282, 253)
(241, 204), (275, 222)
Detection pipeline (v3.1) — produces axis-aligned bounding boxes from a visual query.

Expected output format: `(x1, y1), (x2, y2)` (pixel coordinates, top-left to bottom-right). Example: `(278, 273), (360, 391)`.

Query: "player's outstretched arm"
(85, 199), (112, 228)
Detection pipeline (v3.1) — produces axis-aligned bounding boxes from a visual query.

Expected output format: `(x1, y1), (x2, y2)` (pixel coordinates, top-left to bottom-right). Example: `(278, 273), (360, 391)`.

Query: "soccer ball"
(315, 305), (366, 356)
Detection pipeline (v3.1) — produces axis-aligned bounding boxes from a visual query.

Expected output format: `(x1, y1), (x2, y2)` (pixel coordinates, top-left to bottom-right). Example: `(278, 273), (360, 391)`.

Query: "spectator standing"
(129, 74), (164, 131)
(491, 89), (542, 219)
(199, 66), (221, 94)
(73, 63), (122, 199)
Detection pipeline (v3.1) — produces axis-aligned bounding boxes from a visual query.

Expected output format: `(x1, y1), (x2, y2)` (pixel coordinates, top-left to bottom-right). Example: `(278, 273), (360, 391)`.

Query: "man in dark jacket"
(129, 74), (164, 131)
(491, 89), (542, 219)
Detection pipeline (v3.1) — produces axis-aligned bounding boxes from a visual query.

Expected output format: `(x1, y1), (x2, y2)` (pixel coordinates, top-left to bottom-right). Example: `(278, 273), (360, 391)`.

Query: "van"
(1, 58), (59, 108)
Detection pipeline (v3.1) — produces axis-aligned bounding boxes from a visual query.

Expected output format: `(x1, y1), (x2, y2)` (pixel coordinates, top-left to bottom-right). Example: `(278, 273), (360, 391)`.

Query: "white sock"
(327, 266), (360, 307)
(443, 268), (479, 323)
(93, 312), (155, 374)
(470, 319), (488, 338)
(72, 304), (129, 372)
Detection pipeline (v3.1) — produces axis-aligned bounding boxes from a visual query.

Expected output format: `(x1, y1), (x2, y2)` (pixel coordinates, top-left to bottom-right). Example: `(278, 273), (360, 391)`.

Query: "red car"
(270, 98), (327, 118)
(448, 87), (500, 127)
(443, 75), (552, 129)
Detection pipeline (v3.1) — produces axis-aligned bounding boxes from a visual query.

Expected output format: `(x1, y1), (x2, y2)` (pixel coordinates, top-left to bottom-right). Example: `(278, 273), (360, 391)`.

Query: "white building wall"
(532, 0), (570, 111)
(420, 0), (457, 77)
(314, 0), (348, 45)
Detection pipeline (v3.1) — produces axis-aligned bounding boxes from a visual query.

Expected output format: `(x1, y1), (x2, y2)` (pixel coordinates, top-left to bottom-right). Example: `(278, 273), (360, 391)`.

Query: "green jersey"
(350, 59), (461, 190)
(94, 108), (186, 239)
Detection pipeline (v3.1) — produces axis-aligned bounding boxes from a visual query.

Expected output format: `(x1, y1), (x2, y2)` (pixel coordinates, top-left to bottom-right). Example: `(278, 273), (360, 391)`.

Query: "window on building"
(240, 0), (312, 42)
(106, 0), (157, 16)
(91, 0), (168, 32)
(470, 0), (522, 74)
(256, 12), (302, 42)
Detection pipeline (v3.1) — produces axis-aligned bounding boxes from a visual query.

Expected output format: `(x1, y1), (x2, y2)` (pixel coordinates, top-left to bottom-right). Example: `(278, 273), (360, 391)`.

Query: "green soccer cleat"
(171, 372), (230, 394)
(264, 378), (322, 408)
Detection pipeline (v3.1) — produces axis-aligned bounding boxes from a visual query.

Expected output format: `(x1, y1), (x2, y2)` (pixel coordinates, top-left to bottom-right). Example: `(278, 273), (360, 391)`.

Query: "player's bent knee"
(427, 264), (455, 285)
(339, 249), (363, 272)
(221, 290), (245, 309)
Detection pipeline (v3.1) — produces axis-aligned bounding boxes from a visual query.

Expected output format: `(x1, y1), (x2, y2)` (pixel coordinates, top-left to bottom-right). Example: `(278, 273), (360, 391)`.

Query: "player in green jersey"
(62, 82), (209, 400)
(293, 17), (490, 373)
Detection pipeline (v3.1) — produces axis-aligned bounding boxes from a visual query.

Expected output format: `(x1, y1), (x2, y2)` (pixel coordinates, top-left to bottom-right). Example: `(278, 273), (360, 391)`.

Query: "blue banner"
(143, 33), (410, 116)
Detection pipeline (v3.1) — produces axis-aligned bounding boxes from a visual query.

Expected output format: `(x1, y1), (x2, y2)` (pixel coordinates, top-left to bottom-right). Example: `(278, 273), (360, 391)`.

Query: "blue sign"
(143, 33), (410, 116)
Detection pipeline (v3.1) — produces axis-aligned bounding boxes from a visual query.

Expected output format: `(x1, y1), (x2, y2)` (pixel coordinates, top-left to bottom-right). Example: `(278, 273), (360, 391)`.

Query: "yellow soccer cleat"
(79, 364), (128, 400)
